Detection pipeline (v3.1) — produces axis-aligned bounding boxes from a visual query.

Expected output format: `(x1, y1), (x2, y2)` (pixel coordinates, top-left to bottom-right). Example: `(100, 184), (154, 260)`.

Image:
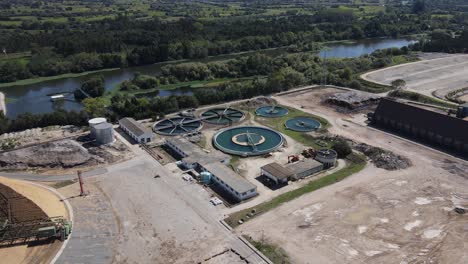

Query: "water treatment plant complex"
(1, 86), (468, 264)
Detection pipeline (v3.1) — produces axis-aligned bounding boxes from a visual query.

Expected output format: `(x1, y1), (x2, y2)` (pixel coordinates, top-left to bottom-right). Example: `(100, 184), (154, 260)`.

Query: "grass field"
(388, 90), (457, 109)
(253, 106), (332, 149)
(225, 153), (366, 228)
(244, 236), (291, 264)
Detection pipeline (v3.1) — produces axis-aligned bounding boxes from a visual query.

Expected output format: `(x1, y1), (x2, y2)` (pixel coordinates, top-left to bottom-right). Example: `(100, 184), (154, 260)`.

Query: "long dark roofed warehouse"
(371, 99), (468, 157)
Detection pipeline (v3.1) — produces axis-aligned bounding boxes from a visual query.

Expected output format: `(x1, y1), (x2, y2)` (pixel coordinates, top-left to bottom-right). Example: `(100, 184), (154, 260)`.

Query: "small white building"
(202, 163), (257, 201)
(119, 117), (153, 144)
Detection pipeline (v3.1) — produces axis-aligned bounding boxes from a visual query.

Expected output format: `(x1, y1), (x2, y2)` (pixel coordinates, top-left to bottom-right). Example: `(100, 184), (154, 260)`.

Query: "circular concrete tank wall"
(89, 117), (107, 138)
(153, 117), (203, 136)
(201, 108), (245, 125)
(94, 122), (114, 145)
(255, 106), (289, 118)
(213, 126), (283, 156)
(285, 117), (321, 132)
(315, 149), (337, 168)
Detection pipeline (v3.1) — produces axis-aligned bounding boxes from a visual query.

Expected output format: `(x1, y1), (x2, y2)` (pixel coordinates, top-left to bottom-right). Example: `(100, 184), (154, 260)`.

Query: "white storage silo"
(94, 122), (114, 145)
(88, 117), (107, 138)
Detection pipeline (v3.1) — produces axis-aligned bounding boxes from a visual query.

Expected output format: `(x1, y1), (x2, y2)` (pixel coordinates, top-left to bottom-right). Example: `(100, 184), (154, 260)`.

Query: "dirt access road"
(361, 53), (468, 99)
(236, 88), (468, 264)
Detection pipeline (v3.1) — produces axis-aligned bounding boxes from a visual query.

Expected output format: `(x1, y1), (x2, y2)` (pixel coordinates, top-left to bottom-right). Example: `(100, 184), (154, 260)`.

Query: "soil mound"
(0, 139), (93, 170)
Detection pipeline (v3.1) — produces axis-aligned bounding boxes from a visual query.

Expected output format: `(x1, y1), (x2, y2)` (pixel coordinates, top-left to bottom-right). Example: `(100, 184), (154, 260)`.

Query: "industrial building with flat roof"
(165, 137), (230, 169)
(202, 163), (257, 201)
(261, 158), (324, 185)
(287, 159), (323, 180)
(261, 162), (294, 185)
(165, 137), (256, 201)
(119, 118), (154, 144)
(371, 99), (468, 157)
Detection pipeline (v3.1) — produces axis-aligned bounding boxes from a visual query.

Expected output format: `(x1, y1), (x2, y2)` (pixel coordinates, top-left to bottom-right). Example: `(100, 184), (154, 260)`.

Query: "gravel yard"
(361, 54), (468, 99)
(235, 89), (468, 264)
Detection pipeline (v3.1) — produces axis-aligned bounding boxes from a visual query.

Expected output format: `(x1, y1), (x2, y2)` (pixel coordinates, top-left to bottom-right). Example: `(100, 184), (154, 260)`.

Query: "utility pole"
(78, 170), (87, 196)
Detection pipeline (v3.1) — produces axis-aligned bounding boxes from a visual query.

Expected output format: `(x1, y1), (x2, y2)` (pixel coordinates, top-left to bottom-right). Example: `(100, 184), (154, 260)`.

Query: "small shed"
(287, 159), (323, 180)
(119, 117), (153, 144)
(260, 162), (294, 185)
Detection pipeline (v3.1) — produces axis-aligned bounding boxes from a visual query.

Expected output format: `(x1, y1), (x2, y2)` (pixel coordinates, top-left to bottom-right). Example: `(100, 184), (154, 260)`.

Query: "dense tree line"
(0, 7), (434, 83)
(74, 75), (105, 101)
(0, 45), (418, 130)
(412, 29), (468, 53)
(0, 110), (89, 134)
(0, 51), (124, 83)
(124, 47), (411, 91)
(107, 46), (412, 120)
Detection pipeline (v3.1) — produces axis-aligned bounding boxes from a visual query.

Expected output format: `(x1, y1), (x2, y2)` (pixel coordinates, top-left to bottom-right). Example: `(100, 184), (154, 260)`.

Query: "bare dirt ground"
(70, 153), (268, 264)
(0, 136), (133, 174)
(0, 125), (86, 148)
(458, 93), (468, 103)
(236, 88), (468, 264)
(0, 177), (68, 264)
(361, 54), (468, 99)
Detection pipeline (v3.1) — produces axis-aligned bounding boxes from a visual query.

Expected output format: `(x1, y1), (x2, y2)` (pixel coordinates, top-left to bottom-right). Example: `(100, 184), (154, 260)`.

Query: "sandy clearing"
(458, 93), (468, 103)
(235, 89), (468, 264)
(361, 54), (468, 98)
(0, 176), (68, 218)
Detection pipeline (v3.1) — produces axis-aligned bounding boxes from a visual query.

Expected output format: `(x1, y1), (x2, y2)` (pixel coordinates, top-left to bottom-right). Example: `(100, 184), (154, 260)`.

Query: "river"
(319, 38), (417, 58)
(0, 38), (415, 118)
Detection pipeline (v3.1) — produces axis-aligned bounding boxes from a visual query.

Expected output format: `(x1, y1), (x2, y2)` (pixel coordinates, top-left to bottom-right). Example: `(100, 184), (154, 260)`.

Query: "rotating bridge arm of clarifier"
(269, 104), (275, 113)
(245, 130), (258, 152)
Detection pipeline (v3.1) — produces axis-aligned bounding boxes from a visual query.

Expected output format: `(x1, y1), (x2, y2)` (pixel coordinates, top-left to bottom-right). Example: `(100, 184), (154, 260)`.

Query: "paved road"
(0, 168), (108, 182)
(55, 182), (118, 264)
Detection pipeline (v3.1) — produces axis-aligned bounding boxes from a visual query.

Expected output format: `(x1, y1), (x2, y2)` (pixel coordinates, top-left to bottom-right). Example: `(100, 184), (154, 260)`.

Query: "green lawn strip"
(0, 68), (120, 88)
(388, 90), (457, 109)
(356, 75), (393, 93)
(229, 156), (241, 169)
(253, 106), (332, 149)
(243, 235), (291, 264)
(225, 156), (366, 228)
(5, 97), (18, 104)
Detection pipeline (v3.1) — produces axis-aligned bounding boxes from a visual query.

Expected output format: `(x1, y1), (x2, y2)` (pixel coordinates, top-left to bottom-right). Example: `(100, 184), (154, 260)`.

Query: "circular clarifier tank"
(201, 107), (245, 125)
(213, 126), (283, 156)
(255, 105), (289, 117)
(285, 117), (321, 132)
(153, 117), (202, 136)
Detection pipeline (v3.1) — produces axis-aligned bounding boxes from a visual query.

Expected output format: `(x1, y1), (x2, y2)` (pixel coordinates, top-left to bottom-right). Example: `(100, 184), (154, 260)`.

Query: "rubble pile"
(354, 143), (411, 170)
